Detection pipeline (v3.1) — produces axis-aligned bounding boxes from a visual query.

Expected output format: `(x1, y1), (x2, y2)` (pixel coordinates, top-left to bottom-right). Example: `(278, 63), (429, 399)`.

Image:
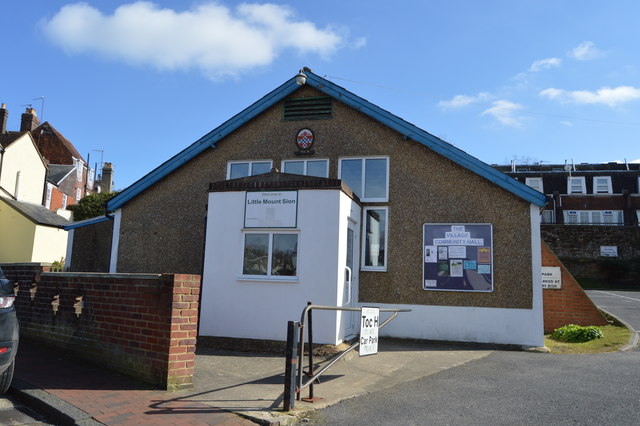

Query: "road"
(310, 290), (640, 425)
(586, 290), (640, 333)
(0, 394), (51, 425)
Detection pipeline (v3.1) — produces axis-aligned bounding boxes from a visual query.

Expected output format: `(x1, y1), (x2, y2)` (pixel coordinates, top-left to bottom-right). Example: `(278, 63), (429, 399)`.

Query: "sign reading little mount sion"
(244, 191), (298, 228)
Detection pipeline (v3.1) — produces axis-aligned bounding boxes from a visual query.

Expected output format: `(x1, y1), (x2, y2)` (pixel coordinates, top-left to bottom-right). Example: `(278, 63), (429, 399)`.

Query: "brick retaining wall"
(541, 244), (609, 333)
(1, 263), (199, 390)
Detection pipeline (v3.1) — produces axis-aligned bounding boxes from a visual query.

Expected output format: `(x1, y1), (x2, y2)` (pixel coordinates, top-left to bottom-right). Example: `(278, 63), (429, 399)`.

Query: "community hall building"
(68, 68), (548, 347)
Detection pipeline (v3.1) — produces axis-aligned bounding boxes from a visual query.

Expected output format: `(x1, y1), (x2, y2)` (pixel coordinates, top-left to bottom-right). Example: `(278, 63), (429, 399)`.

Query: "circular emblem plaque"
(296, 128), (314, 150)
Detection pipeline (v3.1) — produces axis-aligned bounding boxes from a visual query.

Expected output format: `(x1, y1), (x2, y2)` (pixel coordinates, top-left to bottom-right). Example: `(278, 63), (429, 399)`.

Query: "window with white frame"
(525, 177), (544, 193)
(75, 187), (82, 201)
(45, 183), (53, 209)
(541, 210), (554, 224)
(74, 158), (83, 181)
(362, 207), (388, 270)
(62, 194), (68, 209)
(87, 168), (95, 189)
(593, 176), (612, 194)
(564, 210), (623, 225)
(339, 157), (389, 202)
(567, 176), (586, 194)
(242, 232), (298, 278)
(227, 160), (272, 180)
(281, 159), (329, 177)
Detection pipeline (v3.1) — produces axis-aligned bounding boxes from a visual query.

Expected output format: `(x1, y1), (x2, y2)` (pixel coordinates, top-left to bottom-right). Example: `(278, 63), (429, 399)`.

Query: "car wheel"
(0, 360), (14, 394)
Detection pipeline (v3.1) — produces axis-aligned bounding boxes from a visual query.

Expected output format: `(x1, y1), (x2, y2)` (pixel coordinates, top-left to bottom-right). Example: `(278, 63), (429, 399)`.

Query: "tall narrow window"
(62, 194), (68, 209)
(45, 184), (53, 209)
(339, 157), (389, 202)
(362, 207), (388, 270)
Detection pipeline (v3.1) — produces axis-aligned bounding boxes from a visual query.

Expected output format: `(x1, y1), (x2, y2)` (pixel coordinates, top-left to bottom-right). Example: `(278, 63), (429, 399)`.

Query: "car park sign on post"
(359, 307), (379, 356)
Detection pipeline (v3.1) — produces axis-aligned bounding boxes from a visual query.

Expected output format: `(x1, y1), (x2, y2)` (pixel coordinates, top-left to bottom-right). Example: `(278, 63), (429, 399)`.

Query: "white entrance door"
(343, 220), (359, 338)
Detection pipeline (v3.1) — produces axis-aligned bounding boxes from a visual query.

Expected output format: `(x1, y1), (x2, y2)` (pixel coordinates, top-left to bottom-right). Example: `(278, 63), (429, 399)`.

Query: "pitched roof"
(0, 196), (70, 228)
(108, 69), (547, 210)
(32, 122), (85, 164)
(47, 164), (76, 185)
(0, 132), (25, 149)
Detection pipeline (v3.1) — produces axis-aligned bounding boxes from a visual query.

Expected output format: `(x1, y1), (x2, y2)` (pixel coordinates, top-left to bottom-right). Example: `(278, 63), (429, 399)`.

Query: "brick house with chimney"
(19, 108), (97, 212)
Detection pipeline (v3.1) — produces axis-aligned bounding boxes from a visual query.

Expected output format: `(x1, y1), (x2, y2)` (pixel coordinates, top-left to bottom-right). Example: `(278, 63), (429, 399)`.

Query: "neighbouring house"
(0, 105), (69, 262)
(496, 161), (640, 282)
(68, 68), (547, 347)
(27, 115), (97, 211)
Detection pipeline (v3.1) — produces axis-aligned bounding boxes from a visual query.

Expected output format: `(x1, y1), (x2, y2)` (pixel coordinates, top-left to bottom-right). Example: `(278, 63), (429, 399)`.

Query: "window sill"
(237, 276), (299, 283)
(361, 267), (387, 272)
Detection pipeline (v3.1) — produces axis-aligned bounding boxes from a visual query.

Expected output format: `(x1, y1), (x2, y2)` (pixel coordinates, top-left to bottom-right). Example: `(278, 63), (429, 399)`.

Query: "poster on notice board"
(423, 223), (493, 292)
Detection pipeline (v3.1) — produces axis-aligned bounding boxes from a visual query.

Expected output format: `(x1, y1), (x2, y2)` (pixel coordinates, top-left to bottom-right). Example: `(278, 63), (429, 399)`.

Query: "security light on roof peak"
(295, 68), (307, 86)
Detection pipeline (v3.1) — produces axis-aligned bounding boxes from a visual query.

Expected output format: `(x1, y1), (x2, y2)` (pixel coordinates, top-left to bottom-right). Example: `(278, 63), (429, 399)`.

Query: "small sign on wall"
(600, 246), (618, 257)
(244, 191), (298, 228)
(541, 266), (562, 289)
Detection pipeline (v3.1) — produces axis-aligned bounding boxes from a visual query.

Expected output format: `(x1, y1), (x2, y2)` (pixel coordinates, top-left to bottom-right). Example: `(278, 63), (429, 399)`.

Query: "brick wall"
(541, 244), (609, 333)
(1, 263), (199, 390)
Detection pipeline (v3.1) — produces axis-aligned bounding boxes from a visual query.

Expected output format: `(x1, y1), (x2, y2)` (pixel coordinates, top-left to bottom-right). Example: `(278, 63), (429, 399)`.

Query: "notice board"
(423, 223), (493, 292)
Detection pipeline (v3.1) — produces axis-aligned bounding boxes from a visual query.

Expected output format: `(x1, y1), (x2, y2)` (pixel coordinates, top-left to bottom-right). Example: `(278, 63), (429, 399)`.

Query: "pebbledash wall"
(1, 263), (199, 390)
(96, 71), (546, 347)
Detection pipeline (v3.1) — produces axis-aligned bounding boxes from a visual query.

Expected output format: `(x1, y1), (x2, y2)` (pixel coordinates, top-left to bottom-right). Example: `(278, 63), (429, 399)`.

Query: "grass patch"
(544, 324), (632, 354)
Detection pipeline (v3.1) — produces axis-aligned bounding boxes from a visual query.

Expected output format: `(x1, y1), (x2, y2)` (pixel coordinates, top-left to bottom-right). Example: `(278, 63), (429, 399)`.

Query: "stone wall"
(1, 263), (199, 390)
(541, 225), (640, 282)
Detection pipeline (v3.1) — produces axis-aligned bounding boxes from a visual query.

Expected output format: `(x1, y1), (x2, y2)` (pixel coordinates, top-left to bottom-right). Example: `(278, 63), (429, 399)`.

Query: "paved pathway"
(14, 341), (254, 426)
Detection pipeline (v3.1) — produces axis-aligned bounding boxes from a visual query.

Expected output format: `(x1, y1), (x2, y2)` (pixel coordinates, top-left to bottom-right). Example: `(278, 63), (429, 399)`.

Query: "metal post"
(306, 301), (315, 401)
(284, 321), (299, 411)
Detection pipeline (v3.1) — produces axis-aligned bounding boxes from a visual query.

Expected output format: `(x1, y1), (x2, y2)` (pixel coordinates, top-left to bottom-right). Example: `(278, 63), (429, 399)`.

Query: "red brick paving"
(15, 340), (255, 425)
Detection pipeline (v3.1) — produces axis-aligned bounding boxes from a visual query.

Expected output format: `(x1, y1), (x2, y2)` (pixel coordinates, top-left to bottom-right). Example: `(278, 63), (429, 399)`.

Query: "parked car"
(0, 267), (18, 393)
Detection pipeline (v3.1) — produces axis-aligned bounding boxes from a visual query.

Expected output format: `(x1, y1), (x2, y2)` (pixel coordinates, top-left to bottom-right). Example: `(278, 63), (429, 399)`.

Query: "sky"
(2, 1), (640, 189)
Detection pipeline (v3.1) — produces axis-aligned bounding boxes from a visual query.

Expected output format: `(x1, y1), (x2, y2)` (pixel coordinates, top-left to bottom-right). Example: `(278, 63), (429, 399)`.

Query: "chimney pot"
(20, 107), (40, 132)
(0, 104), (8, 134)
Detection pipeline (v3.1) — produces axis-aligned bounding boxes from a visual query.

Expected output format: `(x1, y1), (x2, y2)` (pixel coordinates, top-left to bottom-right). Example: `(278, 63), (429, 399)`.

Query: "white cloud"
(41, 2), (345, 79)
(569, 41), (601, 61)
(529, 57), (561, 72)
(560, 121), (574, 127)
(438, 92), (491, 109)
(481, 100), (525, 127)
(539, 86), (640, 107)
(631, 158), (640, 163)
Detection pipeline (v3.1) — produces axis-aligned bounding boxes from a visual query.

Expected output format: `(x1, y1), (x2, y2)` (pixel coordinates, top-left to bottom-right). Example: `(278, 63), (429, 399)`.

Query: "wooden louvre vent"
(283, 97), (333, 121)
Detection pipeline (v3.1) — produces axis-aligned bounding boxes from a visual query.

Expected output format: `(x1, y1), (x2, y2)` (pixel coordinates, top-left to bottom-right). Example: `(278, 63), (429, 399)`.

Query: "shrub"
(550, 324), (603, 343)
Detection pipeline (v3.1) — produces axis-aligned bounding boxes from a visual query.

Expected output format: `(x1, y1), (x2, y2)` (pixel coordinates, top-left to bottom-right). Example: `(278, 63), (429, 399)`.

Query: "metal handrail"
(296, 304), (411, 400)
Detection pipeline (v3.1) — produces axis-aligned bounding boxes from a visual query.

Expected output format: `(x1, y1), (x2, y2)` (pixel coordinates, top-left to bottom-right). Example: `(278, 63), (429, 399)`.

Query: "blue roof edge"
(108, 69), (546, 210)
(304, 72), (547, 207)
(64, 215), (112, 230)
(107, 78), (301, 211)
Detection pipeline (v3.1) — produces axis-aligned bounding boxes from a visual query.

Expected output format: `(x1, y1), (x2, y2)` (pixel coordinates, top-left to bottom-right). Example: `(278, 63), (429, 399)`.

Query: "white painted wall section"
(201, 189), (359, 345)
(109, 209), (121, 273)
